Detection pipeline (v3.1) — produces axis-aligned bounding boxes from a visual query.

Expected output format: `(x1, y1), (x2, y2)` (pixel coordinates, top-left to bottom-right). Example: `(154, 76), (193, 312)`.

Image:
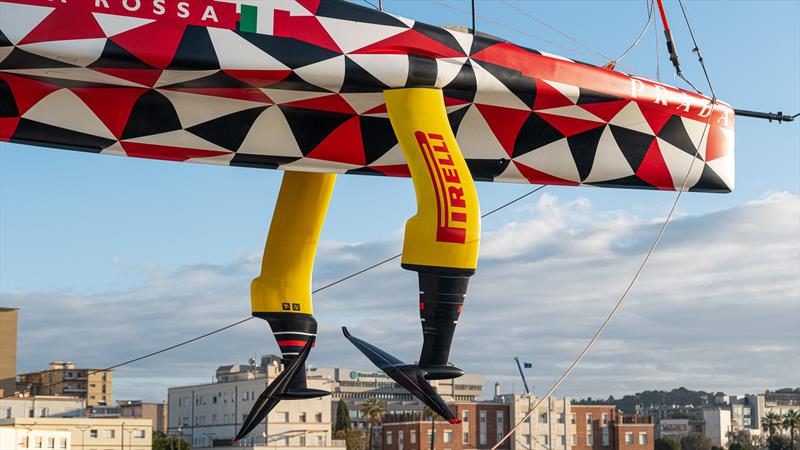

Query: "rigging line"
(609, 0), (655, 66)
(355, 0), (379, 10)
(491, 102), (717, 450)
(676, 0), (716, 99)
(2, 184), (547, 401)
(653, 0), (661, 82)
(498, 0), (612, 62)
(428, 0), (598, 63)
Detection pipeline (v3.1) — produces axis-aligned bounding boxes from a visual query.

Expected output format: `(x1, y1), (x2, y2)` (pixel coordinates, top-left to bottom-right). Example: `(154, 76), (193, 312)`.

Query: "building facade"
(0, 425), (71, 450)
(18, 362), (112, 407)
(0, 417), (151, 450)
(0, 307), (18, 397)
(311, 367), (484, 430)
(383, 402), (512, 450)
(118, 400), (168, 433)
(168, 357), (344, 449)
(702, 408), (731, 448)
(497, 395), (575, 450)
(0, 396), (86, 420)
(572, 405), (653, 450)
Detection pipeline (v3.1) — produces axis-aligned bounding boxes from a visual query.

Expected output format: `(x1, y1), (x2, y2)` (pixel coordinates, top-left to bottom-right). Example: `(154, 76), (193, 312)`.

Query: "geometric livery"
(0, 0), (735, 192)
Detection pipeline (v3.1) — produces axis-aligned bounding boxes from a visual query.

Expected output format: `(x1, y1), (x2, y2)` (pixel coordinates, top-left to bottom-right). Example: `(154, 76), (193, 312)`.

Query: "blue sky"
(1, 0), (798, 400)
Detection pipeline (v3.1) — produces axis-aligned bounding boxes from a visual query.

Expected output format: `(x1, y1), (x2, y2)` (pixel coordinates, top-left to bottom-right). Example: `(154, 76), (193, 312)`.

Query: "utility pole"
(430, 413), (436, 450)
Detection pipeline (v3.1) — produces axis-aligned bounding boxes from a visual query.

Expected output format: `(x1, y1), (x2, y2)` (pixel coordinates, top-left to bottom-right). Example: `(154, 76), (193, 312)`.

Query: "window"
(428, 430), (433, 444)
(28, 408), (35, 417)
(540, 412), (548, 424)
(462, 410), (470, 422)
(602, 413), (609, 426)
(444, 430), (453, 444)
(497, 431), (503, 443)
(463, 432), (469, 444)
(625, 432), (634, 445)
(572, 434), (577, 445)
(35, 437), (43, 448)
(90, 430), (98, 438)
(104, 430), (115, 439)
(480, 410), (487, 423)
(411, 430), (417, 444)
(587, 413), (593, 424)
(399, 431), (404, 447)
(59, 438), (67, 449)
(497, 410), (504, 425)
(40, 408), (49, 417)
(639, 433), (647, 445)
(299, 435), (306, 446)
(47, 437), (55, 448)
(315, 413), (323, 422)
(558, 413), (565, 424)
(280, 412), (289, 422)
(135, 430), (145, 439)
(571, 413), (577, 424)
(2, 407), (11, 419)
(480, 432), (487, 445)
(526, 435), (532, 445)
(300, 413), (307, 423)
(541, 435), (549, 445)
(561, 435), (566, 445)
(602, 427), (610, 446)
(212, 396), (217, 404)
(587, 432), (593, 446)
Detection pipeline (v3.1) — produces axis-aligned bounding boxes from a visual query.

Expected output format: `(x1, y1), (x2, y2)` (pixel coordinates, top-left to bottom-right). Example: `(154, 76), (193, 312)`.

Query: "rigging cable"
(2, 185), (548, 401)
(492, 2), (723, 444)
(676, 0), (716, 98)
(491, 100), (717, 450)
(498, 0), (613, 63)
(429, 0), (600, 65)
(604, 0), (655, 69)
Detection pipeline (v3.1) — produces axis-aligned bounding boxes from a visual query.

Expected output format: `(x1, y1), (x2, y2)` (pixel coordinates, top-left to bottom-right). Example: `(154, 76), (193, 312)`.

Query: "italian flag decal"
(239, 4), (257, 32)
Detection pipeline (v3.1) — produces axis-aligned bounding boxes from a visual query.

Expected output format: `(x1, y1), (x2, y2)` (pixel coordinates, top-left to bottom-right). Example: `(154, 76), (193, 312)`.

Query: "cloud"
(3, 192), (798, 402)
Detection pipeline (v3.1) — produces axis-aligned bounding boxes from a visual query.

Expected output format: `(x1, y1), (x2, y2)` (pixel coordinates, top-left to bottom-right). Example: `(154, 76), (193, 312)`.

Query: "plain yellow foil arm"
(250, 171), (336, 315)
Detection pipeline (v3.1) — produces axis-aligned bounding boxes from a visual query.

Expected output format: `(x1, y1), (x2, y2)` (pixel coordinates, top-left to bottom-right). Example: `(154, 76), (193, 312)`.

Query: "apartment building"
(492, 395), (575, 450)
(118, 400), (168, 433)
(0, 426), (71, 450)
(0, 395), (86, 419)
(0, 417), (151, 450)
(312, 367), (484, 429)
(18, 362), (112, 407)
(168, 357), (344, 449)
(572, 405), (653, 450)
(0, 307), (18, 397)
(702, 408), (731, 448)
(383, 401), (512, 450)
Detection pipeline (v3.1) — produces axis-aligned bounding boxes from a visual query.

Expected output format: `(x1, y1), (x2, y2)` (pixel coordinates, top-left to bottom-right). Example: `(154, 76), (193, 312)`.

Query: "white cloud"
(2, 192), (798, 402)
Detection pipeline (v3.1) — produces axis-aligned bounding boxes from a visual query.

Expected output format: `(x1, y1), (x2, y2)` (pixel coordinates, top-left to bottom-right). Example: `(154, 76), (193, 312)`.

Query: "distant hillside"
(573, 387), (725, 413)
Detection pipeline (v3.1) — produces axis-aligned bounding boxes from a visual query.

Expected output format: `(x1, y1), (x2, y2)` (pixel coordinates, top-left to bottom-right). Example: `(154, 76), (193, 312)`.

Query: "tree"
(766, 435), (793, 450)
(763, 412), (784, 437)
(334, 428), (366, 450)
(655, 437), (681, 450)
(783, 409), (800, 446)
(152, 431), (190, 450)
(335, 399), (353, 433)
(360, 398), (385, 450)
(728, 442), (747, 450)
(679, 433), (714, 450)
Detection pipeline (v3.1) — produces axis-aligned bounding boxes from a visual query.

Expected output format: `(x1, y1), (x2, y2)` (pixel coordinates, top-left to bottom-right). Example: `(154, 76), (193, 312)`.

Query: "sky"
(0, 0), (798, 403)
